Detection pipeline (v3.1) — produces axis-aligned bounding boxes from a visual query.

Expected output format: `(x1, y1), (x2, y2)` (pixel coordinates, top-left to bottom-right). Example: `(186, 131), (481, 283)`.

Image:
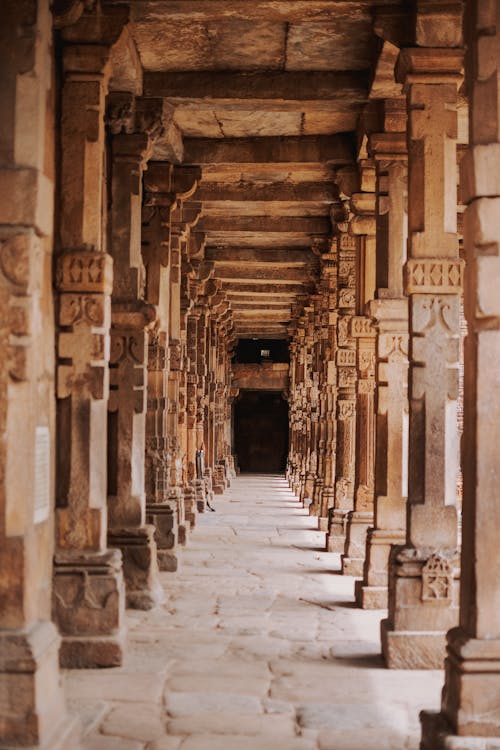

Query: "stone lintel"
(194, 181), (339, 202)
(198, 215), (331, 234)
(205, 247), (315, 265)
(213, 266), (312, 283)
(143, 70), (368, 106)
(132, 0), (399, 23)
(183, 135), (355, 166)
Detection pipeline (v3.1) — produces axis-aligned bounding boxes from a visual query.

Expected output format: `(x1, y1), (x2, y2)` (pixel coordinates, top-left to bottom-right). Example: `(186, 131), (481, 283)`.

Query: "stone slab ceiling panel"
(125, 0), (403, 338)
(130, 2), (376, 72)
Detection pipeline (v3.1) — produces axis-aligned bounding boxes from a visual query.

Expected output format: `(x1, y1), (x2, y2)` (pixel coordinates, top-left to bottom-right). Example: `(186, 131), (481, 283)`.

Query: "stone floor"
(67, 474), (444, 750)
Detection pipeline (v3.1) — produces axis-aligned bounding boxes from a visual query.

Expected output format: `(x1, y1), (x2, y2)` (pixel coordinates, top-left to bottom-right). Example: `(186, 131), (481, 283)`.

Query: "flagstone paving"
(66, 474), (444, 750)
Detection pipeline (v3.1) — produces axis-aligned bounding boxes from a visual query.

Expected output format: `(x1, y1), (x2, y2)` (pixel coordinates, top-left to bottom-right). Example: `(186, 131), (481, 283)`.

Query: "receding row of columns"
(0, 3), (237, 747)
(288, 1), (500, 745)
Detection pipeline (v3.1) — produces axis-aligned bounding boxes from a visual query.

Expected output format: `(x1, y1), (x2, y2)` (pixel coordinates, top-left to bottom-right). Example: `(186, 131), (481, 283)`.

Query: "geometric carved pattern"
(421, 554), (453, 602)
(351, 316), (375, 337)
(337, 349), (356, 366)
(57, 250), (114, 294)
(404, 259), (464, 295)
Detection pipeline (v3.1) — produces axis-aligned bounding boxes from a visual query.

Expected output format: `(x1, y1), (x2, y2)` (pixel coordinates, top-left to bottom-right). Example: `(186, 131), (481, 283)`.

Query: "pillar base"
(318, 516), (329, 532)
(53, 549), (126, 668)
(420, 711), (500, 750)
(108, 525), (164, 610)
(356, 528), (406, 609)
(183, 486), (197, 528)
(381, 617), (447, 669)
(382, 545), (459, 668)
(440, 631), (500, 737)
(326, 509), (350, 552)
(355, 581), (388, 609)
(146, 502), (179, 572)
(341, 511), (373, 577)
(194, 479), (206, 512)
(178, 523), (189, 546)
(0, 621), (81, 748)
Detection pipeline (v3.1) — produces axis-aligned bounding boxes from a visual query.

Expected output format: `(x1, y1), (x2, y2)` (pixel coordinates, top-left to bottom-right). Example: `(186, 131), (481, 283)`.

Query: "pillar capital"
(396, 47), (464, 90)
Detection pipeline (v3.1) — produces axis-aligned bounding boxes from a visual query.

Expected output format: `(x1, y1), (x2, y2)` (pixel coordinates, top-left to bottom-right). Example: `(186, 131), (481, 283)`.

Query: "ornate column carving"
(142, 165), (177, 571)
(317, 249), (339, 531)
(309, 286), (331, 524)
(105, 94), (165, 610)
(53, 5), (129, 668)
(357, 115), (410, 609)
(301, 303), (320, 507)
(342, 161), (378, 576)
(0, 0), (80, 742)
(382, 40), (463, 668)
(422, 1), (500, 745)
(327, 229), (358, 552)
(342, 316), (377, 575)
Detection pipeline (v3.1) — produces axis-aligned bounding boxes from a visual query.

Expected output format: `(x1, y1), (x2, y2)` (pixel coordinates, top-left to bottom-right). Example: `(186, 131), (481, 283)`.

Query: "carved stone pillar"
(342, 316), (377, 576)
(342, 162), (377, 576)
(382, 43), (463, 669)
(194, 303), (209, 510)
(327, 231), (358, 552)
(0, 0), (79, 743)
(421, 1), (500, 745)
(357, 122), (410, 609)
(301, 304), (319, 507)
(144, 332), (179, 571)
(106, 96), (164, 610)
(141, 164), (177, 571)
(286, 340), (300, 484)
(313, 250), (338, 530)
(53, 7), (129, 668)
(310, 288), (330, 523)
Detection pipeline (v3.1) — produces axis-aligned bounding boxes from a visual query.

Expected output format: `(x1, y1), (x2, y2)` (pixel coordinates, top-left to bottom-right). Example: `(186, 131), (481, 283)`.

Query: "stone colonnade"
(0, 2), (235, 745)
(2, 0), (500, 748)
(288, 0), (500, 746)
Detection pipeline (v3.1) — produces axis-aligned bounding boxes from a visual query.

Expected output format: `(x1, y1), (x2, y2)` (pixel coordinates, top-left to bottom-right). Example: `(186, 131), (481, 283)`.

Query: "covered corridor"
(70, 475), (442, 750)
(2, 0), (500, 748)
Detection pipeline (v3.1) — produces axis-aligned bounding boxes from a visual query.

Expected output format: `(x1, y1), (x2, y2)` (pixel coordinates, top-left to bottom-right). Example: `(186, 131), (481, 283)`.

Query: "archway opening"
(234, 390), (289, 473)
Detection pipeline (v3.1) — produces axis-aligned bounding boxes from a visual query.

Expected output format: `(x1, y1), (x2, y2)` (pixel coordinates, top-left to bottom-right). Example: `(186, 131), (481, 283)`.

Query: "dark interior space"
(233, 338), (290, 364)
(234, 391), (289, 473)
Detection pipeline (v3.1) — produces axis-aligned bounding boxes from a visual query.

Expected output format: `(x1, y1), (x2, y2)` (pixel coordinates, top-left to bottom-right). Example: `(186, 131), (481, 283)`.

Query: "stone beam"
(194, 182), (339, 202)
(201, 202), (330, 218)
(144, 71), (368, 111)
(201, 164), (336, 183)
(221, 282), (313, 295)
(183, 135), (355, 165)
(205, 247), (315, 264)
(205, 233), (326, 248)
(129, 0), (397, 23)
(230, 302), (291, 311)
(215, 266), (311, 282)
(198, 216), (331, 233)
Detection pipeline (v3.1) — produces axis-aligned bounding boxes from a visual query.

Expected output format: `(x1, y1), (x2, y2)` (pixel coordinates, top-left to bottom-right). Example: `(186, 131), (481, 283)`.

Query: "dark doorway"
(234, 391), (288, 473)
